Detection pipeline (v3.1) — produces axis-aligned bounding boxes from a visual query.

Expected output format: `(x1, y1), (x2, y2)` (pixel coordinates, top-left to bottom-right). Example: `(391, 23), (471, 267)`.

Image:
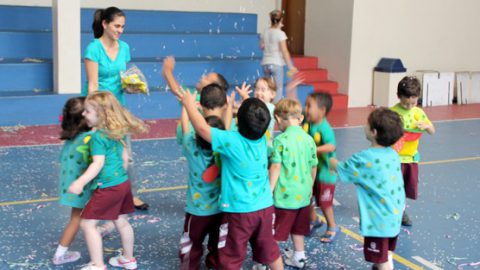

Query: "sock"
(54, 245), (68, 258)
(294, 250), (306, 260)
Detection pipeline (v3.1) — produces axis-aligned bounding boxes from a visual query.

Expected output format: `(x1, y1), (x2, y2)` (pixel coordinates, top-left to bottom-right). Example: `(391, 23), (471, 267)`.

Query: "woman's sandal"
(133, 196), (150, 211)
(320, 226), (340, 243)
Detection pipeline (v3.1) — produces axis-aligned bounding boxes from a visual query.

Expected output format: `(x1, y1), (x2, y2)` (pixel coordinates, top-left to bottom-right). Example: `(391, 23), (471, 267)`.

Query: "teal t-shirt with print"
(182, 132), (221, 216)
(211, 128), (273, 213)
(303, 119), (337, 184)
(336, 147), (405, 237)
(270, 125), (318, 209)
(82, 39), (131, 105)
(89, 131), (128, 189)
(58, 131), (95, 208)
(176, 120), (237, 145)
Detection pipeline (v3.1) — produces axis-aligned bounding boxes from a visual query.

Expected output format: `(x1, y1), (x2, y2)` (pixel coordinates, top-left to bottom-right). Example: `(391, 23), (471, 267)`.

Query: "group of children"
(54, 59), (434, 270)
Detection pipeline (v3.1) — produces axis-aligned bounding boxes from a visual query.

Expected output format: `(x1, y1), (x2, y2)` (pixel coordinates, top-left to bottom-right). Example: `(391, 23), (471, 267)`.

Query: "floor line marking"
(0, 185), (187, 207)
(412, 256), (443, 270)
(317, 215), (424, 270)
(419, 156), (480, 165)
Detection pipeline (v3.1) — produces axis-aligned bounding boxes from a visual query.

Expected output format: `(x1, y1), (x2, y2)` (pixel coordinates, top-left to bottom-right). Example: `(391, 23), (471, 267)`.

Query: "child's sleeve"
(308, 139), (319, 167)
(322, 126), (336, 147)
(84, 41), (100, 63)
(270, 138), (284, 164)
(211, 128), (230, 155)
(336, 153), (364, 184)
(89, 132), (107, 156)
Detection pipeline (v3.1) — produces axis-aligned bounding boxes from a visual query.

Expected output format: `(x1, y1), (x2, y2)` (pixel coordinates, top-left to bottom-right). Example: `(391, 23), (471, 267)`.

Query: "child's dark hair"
(60, 97), (90, 140)
(196, 115), (225, 150)
(368, 108), (404, 147)
(92, 7), (125, 38)
(212, 73), (230, 91)
(397, 76), (421, 98)
(200, 83), (227, 110)
(308, 92), (333, 116)
(269, 10), (283, 25)
(237, 98), (271, 140)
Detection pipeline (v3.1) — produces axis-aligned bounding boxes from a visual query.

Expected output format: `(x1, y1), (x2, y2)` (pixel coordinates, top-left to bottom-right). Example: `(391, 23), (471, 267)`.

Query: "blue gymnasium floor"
(0, 119), (479, 270)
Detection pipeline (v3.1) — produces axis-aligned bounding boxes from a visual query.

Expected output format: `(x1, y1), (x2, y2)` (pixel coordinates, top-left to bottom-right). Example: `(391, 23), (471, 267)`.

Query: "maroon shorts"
(401, 163), (418, 200)
(81, 180), (134, 220)
(218, 206), (280, 269)
(274, 206), (311, 241)
(312, 181), (336, 208)
(179, 213), (223, 270)
(364, 236), (398, 263)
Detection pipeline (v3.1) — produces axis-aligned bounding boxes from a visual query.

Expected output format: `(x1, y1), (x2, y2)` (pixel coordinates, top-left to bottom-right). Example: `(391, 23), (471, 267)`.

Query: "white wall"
(349, 0), (480, 107)
(0, 0), (277, 32)
(305, 0), (354, 97)
(306, 0), (480, 107)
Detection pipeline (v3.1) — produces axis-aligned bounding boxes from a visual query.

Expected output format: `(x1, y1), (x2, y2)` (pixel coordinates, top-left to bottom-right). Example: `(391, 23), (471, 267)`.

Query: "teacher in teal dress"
(82, 7), (149, 210)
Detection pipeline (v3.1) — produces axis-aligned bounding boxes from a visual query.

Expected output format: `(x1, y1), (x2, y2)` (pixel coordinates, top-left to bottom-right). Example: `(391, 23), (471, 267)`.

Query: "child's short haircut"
(213, 73), (230, 91)
(60, 97), (90, 140)
(368, 108), (404, 147)
(200, 83), (227, 110)
(274, 98), (302, 119)
(237, 98), (271, 140)
(308, 92), (333, 116)
(196, 115), (225, 150)
(255, 77), (277, 93)
(397, 76), (421, 98)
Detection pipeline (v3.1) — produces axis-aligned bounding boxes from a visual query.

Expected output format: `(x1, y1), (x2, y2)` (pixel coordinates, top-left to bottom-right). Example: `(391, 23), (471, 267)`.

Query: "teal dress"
(82, 39), (131, 105)
(58, 131), (94, 208)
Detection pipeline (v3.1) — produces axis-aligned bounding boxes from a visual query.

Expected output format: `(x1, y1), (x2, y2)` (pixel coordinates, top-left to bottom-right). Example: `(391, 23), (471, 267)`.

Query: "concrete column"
(52, 0), (81, 94)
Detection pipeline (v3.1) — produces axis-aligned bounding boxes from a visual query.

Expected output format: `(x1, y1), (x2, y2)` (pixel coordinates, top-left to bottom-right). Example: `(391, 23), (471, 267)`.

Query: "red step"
(310, 81), (339, 95)
(299, 69), (328, 83)
(293, 56), (318, 70)
(332, 94), (349, 111)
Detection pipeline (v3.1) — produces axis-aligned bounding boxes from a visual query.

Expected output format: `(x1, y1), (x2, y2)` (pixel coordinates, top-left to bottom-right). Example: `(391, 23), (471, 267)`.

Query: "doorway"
(281, 0), (306, 55)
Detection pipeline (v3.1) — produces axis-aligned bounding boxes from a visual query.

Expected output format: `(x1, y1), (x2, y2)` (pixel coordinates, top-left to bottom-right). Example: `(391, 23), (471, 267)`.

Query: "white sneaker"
(78, 263), (107, 270)
(52, 251), (81, 265)
(251, 262), (268, 270)
(284, 250), (307, 269)
(109, 255), (138, 269)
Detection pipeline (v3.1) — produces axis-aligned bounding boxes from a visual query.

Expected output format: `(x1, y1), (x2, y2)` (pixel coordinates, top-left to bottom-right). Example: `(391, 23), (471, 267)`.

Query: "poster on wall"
(416, 71), (454, 107)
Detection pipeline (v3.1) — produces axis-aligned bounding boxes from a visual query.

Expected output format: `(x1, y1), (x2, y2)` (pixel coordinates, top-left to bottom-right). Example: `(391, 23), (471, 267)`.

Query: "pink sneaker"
(52, 251), (81, 265)
(109, 255), (138, 269)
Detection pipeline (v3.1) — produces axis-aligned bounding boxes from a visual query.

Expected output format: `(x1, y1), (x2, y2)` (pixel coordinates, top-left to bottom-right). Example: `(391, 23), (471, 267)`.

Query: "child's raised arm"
(162, 56), (182, 99)
(180, 105), (190, 134)
(285, 73), (305, 100)
(224, 91), (236, 130)
(68, 155), (105, 195)
(182, 90), (212, 143)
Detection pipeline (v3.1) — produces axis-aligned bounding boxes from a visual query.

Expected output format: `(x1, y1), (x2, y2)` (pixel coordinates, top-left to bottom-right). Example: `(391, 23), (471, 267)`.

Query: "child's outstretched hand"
(285, 73), (306, 99)
(68, 180), (84, 195)
(181, 88), (198, 108)
(235, 82), (252, 101)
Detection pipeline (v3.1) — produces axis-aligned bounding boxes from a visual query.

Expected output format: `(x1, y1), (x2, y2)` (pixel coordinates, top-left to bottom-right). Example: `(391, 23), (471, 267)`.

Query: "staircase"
(0, 5), (343, 126)
(293, 56), (348, 110)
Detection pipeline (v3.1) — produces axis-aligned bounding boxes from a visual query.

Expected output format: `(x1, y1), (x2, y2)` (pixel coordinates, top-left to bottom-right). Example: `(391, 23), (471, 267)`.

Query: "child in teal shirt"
(303, 92), (338, 243)
(179, 105), (225, 269)
(182, 91), (284, 270)
(330, 108), (405, 270)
